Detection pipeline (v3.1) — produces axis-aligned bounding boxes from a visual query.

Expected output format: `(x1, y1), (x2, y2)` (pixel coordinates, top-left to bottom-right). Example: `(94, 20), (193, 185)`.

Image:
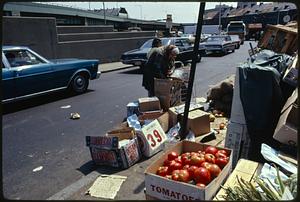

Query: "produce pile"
(156, 146), (230, 187)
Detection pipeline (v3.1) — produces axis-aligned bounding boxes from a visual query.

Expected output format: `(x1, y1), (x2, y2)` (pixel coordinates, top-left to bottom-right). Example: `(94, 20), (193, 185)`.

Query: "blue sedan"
(2, 46), (101, 103)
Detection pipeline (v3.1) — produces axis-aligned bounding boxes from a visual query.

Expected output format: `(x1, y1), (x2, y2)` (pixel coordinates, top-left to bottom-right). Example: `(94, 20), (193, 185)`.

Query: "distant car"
(120, 37), (206, 67)
(203, 35), (235, 55)
(2, 46), (100, 103)
(229, 35), (241, 49)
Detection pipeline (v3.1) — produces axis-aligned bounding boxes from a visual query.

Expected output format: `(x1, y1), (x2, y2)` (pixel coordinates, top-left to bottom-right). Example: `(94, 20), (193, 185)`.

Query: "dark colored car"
(229, 35), (241, 49)
(2, 46), (101, 103)
(203, 35), (236, 55)
(120, 37), (206, 67)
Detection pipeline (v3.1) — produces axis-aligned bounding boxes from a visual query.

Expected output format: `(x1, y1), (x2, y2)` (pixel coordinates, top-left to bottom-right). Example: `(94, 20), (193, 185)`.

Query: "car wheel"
(237, 44), (240, 49)
(232, 48), (235, 53)
(70, 73), (89, 94)
(223, 49), (228, 55)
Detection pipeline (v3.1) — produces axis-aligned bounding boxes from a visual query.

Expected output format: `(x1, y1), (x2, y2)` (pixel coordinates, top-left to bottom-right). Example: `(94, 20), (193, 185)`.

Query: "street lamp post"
(219, 2), (222, 34)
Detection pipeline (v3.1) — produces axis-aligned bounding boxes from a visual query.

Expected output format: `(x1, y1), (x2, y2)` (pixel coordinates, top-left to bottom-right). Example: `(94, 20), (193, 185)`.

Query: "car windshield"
(140, 38), (171, 49)
(4, 50), (45, 67)
(228, 27), (244, 32)
(207, 37), (224, 42)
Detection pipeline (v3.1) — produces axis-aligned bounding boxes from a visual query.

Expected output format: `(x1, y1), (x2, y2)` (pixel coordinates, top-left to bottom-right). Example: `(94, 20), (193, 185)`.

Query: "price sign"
(140, 120), (167, 157)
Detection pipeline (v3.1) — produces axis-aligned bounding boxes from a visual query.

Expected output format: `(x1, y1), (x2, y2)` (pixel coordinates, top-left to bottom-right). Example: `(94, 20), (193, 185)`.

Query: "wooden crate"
(213, 159), (260, 200)
(258, 24), (297, 55)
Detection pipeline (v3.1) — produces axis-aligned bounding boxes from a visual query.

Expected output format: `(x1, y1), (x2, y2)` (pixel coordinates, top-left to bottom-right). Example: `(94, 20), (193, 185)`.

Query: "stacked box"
(138, 97), (161, 112)
(168, 103), (204, 126)
(185, 109), (210, 136)
(86, 127), (141, 169)
(154, 78), (183, 111)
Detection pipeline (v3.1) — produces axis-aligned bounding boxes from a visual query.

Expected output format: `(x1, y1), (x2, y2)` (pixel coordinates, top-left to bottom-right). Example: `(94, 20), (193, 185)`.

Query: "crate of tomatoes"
(144, 140), (232, 200)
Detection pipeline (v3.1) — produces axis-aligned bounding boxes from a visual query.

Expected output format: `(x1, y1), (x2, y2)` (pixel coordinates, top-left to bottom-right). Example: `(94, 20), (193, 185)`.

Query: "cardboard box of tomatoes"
(144, 140), (232, 200)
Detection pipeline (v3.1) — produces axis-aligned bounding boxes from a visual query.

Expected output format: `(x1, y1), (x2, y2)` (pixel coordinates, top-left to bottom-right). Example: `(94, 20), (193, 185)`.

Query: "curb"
(47, 171), (100, 200)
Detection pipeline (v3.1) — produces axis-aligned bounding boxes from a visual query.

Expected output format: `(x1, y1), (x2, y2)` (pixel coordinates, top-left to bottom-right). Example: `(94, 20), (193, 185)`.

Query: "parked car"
(120, 37), (206, 68)
(2, 46), (101, 103)
(229, 35), (241, 49)
(203, 35), (235, 55)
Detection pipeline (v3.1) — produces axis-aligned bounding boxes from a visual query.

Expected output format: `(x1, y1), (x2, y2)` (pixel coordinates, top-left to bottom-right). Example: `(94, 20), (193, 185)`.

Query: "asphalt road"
(2, 41), (256, 200)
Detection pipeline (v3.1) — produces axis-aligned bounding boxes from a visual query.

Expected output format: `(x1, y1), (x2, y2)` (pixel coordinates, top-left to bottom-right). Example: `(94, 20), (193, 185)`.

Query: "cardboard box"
(230, 67), (246, 124)
(145, 141), (232, 200)
(138, 120), (168, 157)
(138, 97), (161, 112)
(154, 78), (183, 111)
(273, 103), (298, 146)
(186, 109), (210, 136)
(168, 103), (204, 126)
(154, 78), (183, 96)
(139, 110), (169, 132)
(225, 121), (251, 168)
(86, 128), (141, 168)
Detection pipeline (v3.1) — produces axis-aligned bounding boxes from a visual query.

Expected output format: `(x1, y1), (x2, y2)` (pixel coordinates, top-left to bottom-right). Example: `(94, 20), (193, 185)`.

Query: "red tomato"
(168, 151), (179, 161)
(208, 164), (222, 179)
(201, 162), (212, 170)
(156, 166), (169, 177)
(177, 169), (191, 182)
(187, 165), (198, 179)
(215, 150), (228, 159)
(182, 164), (190, 170)
(204, 153), (216, 164)
(163, 159), (171, 167)
(217, 149), (228, 157)
(190, 155), (205, 167)
(171, 170), (180, 181)
(215, 157), (229, 169)
(181, 152), (191, 158)
(181, 155), (192, 165)
(194, 167), (211, 185)
(196, 183), (206, 188)
(175, 156), (182, 164)
(169, 160), (182, 172)
(205, 146), (218, 155)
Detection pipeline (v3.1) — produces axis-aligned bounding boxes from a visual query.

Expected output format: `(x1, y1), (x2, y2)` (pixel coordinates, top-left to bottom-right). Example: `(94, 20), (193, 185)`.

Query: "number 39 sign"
(141, 120), (167, 157)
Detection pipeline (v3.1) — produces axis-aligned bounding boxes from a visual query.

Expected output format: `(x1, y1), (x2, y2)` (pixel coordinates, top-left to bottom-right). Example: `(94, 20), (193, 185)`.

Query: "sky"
(46, 1), (238, 23)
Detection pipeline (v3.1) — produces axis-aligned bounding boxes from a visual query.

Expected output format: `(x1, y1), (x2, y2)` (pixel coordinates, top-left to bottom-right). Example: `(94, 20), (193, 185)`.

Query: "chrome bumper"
(96, 71), (101, 79)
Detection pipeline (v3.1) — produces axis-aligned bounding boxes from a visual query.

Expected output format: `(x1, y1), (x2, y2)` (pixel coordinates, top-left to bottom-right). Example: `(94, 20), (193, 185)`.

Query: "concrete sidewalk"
(98, 62), (134, 73)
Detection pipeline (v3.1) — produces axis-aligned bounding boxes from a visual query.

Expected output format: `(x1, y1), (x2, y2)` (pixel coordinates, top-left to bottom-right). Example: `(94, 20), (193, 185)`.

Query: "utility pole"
(103, 2), (106, 25)
(219, 2), (222, 34)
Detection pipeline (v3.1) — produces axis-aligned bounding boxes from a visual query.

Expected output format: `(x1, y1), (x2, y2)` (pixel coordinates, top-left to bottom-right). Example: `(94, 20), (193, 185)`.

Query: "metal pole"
(103, 2), (106, 25)
(219, 2), (221, 34)
(179, 2), (206, 140)
(277, 10), (280, 24)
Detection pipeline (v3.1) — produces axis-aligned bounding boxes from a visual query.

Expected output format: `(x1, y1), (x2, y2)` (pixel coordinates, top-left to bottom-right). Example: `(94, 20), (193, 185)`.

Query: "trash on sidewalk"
(70, 112), (80, 120)
(86, 174), (127, 199)
(86, 127), (141, 168)
(61, 105), (71, 109)
(32, 166), (43, 172)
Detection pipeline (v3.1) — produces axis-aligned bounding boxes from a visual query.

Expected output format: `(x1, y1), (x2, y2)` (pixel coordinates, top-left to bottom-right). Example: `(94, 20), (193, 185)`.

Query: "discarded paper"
(86, 175), (127, 199)
(70, 112), (80, 120)
(33, 166), (43, 172)
(61, 105), (71, 109)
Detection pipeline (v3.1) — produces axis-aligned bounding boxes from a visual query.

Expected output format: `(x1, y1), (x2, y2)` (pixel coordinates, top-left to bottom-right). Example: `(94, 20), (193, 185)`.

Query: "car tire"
(232, 48), (235, 53)
(70, 73), (89, 94)
(237, 44), (240, 49)
(223, 49), (228, 55)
